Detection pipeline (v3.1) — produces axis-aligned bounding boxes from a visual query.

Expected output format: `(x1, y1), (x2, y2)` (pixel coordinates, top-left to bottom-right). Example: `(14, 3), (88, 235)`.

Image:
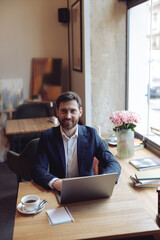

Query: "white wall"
(90, 0), (126, 135)
(68, 0), (126, 134)
(0, 0), (69, 100)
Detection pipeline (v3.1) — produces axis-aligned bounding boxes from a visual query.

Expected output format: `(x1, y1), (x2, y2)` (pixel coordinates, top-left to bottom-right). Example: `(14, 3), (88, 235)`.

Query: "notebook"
(55, 173), (118, 204)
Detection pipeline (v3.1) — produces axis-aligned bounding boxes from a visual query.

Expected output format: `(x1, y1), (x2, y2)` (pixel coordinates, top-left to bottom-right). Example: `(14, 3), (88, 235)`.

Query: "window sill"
(135, 131), (160, 157)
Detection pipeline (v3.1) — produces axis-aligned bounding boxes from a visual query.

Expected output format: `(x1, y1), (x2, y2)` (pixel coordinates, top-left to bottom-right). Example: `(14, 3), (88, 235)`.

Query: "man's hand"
(52, 179), (62, 192)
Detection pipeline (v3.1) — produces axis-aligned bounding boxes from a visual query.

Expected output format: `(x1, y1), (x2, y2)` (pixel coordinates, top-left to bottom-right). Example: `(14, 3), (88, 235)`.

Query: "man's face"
(56, 100), (82, 130)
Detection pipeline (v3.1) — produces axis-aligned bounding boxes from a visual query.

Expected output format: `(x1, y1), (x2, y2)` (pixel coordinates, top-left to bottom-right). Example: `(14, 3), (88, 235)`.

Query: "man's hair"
(56, 91), (82, 109)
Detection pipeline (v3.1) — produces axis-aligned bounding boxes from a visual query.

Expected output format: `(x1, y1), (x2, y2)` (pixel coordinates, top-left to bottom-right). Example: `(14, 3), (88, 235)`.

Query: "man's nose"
(66, 111), (71, 118)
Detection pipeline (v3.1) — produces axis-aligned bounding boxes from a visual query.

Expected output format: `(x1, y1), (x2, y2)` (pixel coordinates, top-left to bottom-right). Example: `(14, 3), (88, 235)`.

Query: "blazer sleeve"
(32, 131), (58, 190)
(94, 130), (121, 182)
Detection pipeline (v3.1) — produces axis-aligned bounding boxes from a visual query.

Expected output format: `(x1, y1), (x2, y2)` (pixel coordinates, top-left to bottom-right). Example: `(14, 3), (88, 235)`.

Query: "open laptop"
(55, 173), (118, 204)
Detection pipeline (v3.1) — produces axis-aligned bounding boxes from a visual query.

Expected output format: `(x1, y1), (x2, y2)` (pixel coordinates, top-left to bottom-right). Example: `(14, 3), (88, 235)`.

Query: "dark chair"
(13, 102), (52, 119)
(11, 102), (53, 153)
(7, 137), (108, 182)
(7, 138), (40, 182)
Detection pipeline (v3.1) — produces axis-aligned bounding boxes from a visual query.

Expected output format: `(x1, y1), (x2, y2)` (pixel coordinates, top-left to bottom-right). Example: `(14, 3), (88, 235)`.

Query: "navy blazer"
(32, 125), (121, 189)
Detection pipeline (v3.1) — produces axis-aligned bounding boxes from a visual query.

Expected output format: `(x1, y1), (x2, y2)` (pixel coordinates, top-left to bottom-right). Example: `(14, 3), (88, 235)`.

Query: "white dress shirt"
(48, 126), (79, 188)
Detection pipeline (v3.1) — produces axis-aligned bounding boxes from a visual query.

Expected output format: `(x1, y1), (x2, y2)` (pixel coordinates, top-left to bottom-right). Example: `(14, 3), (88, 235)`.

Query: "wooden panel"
(31, 58), (62, 101)
(42, 85), (62, 102)
(32, 58), (52, 97)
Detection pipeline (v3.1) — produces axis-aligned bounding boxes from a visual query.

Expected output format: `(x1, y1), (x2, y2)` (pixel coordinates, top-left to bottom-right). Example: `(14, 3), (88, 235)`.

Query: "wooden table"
(109, 145), (160, 240)
(109, 146), (160, 220)
(5, 117), (59, 135)
(0, 109), (15, 127)
(13, 179), (160, 240)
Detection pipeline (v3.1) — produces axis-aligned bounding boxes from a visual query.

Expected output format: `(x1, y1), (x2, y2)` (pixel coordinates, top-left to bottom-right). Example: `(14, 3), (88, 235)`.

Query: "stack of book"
(129, 157), (160, 171)
(130, 170), (160, 187)
(129, 157), (160, 187)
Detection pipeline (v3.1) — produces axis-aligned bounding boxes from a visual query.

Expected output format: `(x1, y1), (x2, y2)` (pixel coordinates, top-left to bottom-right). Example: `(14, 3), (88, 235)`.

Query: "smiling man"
(32, 91), (121, 191)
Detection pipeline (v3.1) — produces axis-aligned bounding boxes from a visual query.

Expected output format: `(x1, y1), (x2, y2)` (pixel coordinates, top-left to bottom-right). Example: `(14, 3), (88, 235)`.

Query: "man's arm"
(52, 179), (62, 191)
(32, 131), (62, 190)
(94, 131), (121, 181)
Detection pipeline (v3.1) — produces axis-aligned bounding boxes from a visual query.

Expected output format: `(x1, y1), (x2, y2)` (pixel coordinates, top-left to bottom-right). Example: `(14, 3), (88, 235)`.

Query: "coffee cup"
(53, 116), (58, 125)
(21, 195), (40, 212)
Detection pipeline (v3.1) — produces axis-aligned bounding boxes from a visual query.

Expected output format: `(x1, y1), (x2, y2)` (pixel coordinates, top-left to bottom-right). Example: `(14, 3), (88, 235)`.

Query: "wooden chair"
(93, 140), (109, 175)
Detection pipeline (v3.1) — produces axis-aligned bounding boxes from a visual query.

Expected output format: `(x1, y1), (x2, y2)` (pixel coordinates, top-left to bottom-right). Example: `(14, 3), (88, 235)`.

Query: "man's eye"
(61, 110), (67, 114)
(71, 110), (76, 113)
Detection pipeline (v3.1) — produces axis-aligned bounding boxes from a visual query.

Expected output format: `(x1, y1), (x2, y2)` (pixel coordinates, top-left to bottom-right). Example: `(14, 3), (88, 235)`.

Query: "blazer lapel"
(77, 125), (87, 173)
(54, 127), (66, 175)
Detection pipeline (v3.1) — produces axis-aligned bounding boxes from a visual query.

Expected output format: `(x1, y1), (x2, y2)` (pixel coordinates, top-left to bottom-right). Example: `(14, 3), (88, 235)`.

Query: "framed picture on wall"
(71, 0), (82, 72)
(31, 58), (62, 101)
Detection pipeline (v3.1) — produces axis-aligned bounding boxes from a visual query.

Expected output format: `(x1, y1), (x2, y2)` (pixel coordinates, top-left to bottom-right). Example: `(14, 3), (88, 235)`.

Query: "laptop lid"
(56, 173), (118, 204)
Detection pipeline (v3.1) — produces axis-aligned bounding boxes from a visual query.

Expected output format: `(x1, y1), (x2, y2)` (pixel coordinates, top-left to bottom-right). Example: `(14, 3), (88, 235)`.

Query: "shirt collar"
(60, 125), (78, 140)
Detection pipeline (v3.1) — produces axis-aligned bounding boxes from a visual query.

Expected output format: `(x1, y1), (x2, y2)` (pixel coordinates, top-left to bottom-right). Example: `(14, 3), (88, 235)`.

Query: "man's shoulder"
(78, 125), (96, 135)
(43, 126), (60, 136)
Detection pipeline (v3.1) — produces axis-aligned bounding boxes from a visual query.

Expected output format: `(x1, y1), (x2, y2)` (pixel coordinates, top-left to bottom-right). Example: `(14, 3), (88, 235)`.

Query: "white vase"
(116, 129), (134, 159)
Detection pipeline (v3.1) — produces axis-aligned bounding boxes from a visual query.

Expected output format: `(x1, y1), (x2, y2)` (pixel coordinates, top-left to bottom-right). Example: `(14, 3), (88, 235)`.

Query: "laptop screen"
(56, 173), (118, 204)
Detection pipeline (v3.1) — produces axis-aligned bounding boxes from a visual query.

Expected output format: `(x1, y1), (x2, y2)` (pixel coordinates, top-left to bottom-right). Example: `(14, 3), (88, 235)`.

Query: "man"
(32, 91), (121, 191)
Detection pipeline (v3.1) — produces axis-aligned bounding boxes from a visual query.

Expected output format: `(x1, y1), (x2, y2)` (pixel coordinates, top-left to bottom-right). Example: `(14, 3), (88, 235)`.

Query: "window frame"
(127, 0), (148, 9)
(126, 0), (160, 156)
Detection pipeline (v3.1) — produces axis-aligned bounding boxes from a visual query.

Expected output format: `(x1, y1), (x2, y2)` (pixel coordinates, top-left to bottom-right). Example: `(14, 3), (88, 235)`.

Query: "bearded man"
(32, 91), (121, 191)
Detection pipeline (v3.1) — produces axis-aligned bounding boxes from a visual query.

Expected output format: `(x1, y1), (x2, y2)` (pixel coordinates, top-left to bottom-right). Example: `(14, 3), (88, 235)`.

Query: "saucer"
(17, 201), (45, 215)
(105, 136), (117, 146)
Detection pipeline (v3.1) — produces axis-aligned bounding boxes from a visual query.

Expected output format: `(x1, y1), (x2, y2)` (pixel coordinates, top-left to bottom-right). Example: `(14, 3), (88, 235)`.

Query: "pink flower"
(121, 115), (129, 123)
(115, 118), (122, 126)
(109, 110), (140, 131)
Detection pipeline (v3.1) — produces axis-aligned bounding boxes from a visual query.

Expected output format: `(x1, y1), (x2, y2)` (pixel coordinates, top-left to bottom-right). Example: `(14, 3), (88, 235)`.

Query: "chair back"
(13, 102), (52, 119)
(12, 102), (52, 153)
(7, 138), (39, 181)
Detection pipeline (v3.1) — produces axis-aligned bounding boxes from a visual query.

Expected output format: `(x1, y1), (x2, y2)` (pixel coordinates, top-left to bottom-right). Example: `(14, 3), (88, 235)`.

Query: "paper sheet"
(46, 207), (74, 225)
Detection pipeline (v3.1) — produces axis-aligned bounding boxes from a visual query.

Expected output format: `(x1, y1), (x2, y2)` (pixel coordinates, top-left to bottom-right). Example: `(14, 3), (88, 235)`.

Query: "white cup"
(53, 116), (59, 125)
(21, 195), (40, 212)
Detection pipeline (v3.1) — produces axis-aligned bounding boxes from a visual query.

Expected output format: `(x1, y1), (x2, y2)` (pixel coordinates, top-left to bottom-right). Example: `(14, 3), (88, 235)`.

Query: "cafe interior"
(1, 0), (160, 240)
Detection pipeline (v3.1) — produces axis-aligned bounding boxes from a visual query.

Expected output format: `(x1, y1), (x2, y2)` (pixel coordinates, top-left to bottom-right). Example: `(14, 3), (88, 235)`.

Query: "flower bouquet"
(109, 110), (140, 158)
(109, 110), (140, 132)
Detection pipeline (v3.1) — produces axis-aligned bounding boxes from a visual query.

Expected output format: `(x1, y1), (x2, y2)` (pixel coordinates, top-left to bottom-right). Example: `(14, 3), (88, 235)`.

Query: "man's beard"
(59, 118), (78, 130)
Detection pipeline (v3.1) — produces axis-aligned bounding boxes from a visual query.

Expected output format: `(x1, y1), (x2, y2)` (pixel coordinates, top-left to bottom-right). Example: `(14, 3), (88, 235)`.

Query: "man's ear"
(79, 107), (83, 117)
(56, 108), (59, 118)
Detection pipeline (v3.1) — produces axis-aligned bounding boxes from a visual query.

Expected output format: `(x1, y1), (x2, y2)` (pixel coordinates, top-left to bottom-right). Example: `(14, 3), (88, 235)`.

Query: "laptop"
(55, 173), (118, 204)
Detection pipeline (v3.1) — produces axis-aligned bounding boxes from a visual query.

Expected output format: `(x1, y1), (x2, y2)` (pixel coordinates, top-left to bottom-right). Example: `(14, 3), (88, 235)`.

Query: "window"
(127, 0), (160, 151)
